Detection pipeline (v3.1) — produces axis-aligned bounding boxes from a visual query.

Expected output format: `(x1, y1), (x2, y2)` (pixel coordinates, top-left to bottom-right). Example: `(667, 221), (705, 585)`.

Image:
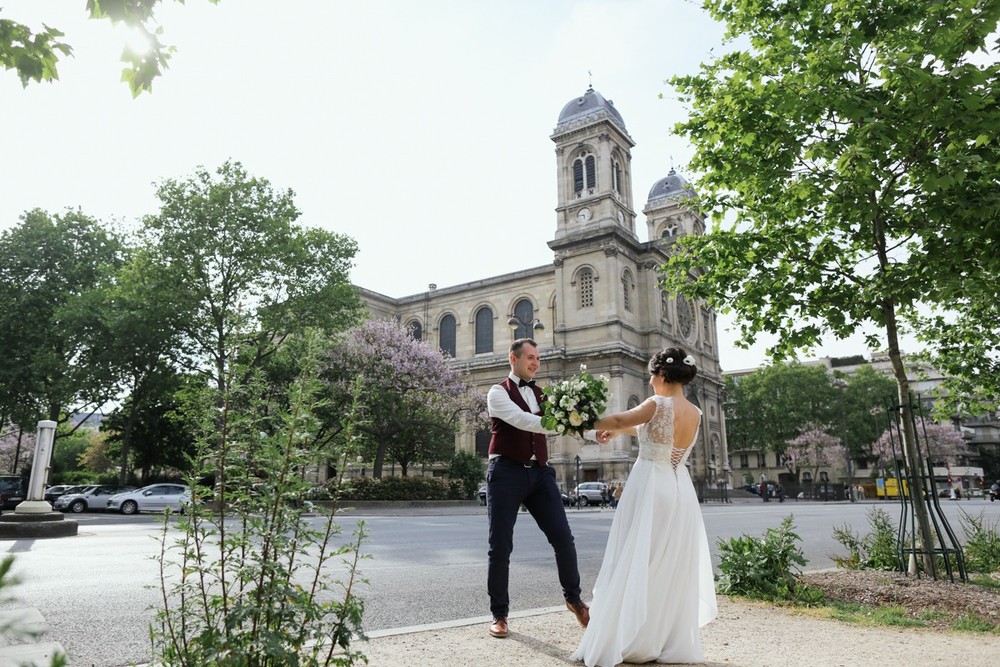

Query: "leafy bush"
(716, 515), (821, 603)
(150, 331), (368, 666)
(340, 475), (462, 501)
(959, 509), (1000, 573)
(832, 507), (902, 570)
(448, 450), (485, 500)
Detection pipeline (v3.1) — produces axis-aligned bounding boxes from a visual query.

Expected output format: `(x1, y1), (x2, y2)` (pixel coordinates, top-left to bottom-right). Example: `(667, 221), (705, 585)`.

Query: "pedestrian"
(570, 347), (717, 666)
(484, 338), (610, 639)
(612, 481), (623, 509)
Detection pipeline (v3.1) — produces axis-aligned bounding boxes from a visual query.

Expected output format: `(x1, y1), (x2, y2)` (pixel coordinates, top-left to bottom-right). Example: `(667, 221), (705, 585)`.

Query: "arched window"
(802, 471), (813, 482)
(474, 306), (493, 354)
(406, 320), (422, 341)
(513, 299), (534, 339)
(573, 152), (596, 194)
(621, 269), (634, 312)
(439, 314), (456, 357)
(579, 269), (594, 309)
(612, 159), (622, 194)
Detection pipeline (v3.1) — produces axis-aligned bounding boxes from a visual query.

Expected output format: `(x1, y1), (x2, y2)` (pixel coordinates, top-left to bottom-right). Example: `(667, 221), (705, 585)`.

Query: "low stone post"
(17, 420), (57, 514)
(0, 420), (77, 537)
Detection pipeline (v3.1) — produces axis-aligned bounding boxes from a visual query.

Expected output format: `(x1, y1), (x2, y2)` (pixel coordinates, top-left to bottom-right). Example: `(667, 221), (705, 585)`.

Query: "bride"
(571, 347), (717, 666)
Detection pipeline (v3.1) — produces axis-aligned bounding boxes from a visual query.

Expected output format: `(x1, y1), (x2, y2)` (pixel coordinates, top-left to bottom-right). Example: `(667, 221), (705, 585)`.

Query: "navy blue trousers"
(486, 457), (582, 619)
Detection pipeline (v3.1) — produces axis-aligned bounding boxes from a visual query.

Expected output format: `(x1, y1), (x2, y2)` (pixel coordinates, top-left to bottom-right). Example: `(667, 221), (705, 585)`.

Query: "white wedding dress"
(571, 395), (718, 666)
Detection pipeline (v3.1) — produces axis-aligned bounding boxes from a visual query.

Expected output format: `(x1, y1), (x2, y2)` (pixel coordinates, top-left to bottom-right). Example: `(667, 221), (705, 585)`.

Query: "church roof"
(556, 86), (627, 131)
(647, 168), (695, 204)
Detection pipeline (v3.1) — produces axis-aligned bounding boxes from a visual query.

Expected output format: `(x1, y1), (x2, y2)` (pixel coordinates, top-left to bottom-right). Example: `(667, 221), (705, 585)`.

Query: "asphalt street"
(1, 498), (997, 666)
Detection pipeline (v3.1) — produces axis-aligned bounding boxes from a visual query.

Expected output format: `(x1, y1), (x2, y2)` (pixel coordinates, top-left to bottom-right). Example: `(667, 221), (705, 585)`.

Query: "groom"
(484, 337), (609, 639)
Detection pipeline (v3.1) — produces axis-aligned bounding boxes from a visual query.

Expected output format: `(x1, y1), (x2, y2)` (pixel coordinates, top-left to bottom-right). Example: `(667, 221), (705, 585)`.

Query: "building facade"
(358, 87), (731, 492)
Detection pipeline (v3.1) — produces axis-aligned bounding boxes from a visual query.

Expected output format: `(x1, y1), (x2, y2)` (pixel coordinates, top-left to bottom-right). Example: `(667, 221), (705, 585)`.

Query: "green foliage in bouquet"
(541, 365), (610, 437)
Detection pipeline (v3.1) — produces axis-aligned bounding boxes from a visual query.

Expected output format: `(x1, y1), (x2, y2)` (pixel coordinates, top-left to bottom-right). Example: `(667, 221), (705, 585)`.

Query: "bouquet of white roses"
(540, 365), (610, 437)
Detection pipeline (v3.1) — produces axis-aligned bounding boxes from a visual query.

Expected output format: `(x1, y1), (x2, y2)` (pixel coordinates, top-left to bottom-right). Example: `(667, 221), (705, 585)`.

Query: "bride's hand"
(596, 430), (613, 444)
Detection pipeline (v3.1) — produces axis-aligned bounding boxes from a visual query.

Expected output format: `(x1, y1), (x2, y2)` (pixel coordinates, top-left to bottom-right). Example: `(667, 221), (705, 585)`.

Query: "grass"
(969, 573), (1000, 591)
(783, 600), (999, 634)
(951, 614), (1000, 633)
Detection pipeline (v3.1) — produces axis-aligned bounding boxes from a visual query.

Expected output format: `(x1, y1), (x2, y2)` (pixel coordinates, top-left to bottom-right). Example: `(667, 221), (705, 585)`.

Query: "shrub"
(149, 331), (368, 666)
(449, 450), (485, 500)
(339, 475), (461, 501)
(959, 509), (1000, 573)
(832, 507), (902, 570)
(716, 515), (821, 604)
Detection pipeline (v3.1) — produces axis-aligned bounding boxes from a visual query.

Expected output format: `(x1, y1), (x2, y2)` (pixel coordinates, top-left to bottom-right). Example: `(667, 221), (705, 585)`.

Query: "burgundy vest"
(488, 378), (548, 466)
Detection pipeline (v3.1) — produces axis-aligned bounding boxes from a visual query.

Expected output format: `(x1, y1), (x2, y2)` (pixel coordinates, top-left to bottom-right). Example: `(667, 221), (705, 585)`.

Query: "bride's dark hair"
(648, 347), (697, 385)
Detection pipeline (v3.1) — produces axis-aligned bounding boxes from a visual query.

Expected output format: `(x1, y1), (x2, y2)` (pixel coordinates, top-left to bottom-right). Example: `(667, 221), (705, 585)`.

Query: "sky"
(1, 0), (907, 371)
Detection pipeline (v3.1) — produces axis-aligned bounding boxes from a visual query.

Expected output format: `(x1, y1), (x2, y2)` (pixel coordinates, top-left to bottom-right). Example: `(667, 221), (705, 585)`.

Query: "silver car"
(52, 485), (136, 513)
(106, 483), (190, 515)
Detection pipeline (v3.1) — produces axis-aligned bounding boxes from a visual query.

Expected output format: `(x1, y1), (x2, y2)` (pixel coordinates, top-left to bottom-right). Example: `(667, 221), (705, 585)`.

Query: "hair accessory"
(683, 355), (696, 366)
(665, 357), (674, 364)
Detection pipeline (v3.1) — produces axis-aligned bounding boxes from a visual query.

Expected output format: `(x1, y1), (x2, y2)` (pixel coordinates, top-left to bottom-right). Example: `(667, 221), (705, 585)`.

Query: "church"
(359, 86), (731, 494)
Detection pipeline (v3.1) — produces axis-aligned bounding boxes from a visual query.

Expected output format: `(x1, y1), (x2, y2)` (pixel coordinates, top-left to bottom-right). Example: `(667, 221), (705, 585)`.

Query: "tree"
(323, 319), (486, 478)
(664, 0), (1000, 572)
(139, 160), (364, 400)
(0, 421), (33, 475)
(724, 362), (840, 454)
(100, 368), (198, 483)
(871, 417), (973, 474)
(1, 1), (219, 96)
(92, 251), (189, 483)
(449, 449), (485, 500)
(783, 423), (845, 485)
(0, 209), (126, 430)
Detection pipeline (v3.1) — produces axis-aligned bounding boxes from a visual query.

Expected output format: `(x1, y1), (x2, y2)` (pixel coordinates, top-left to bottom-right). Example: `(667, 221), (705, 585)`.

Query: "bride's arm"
(594, 399), (656, 432)
(604, 426), (639, 438)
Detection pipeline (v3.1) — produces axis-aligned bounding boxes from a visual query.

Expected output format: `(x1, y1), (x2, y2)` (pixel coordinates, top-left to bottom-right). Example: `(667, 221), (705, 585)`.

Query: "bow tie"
(518, 379), (536, 389)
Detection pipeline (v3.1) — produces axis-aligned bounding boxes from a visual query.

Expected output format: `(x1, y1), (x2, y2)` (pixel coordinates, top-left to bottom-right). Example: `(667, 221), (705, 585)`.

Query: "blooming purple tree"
(0, 422), (34, 475)
(783, 422), (845, 484)
(323, 319), (486, 478)
(870, 418), (972, 474)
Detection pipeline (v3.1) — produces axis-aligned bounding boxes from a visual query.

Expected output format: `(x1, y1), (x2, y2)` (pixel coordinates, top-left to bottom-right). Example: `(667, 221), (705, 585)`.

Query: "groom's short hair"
(509, 338), (537, 357)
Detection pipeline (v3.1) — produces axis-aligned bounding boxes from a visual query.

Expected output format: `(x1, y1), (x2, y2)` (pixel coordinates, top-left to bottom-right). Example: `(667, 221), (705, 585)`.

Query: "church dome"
(556, 86), (626, 131)
(647, 168), (695, 204)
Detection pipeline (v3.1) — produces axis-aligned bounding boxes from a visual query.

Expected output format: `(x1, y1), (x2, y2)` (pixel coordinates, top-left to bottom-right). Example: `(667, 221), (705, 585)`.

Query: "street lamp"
(507, 315), (544, 340)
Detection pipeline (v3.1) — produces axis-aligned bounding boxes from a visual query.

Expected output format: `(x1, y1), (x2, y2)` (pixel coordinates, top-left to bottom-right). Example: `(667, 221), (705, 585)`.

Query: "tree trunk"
(118, 397), (139, 485)
(372, 442), (386, 479)
(885, 315), (935, 574)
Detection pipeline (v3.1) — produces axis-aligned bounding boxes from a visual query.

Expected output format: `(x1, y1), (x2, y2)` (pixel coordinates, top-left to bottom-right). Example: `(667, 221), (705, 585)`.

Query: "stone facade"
(357, 87), (731, 492)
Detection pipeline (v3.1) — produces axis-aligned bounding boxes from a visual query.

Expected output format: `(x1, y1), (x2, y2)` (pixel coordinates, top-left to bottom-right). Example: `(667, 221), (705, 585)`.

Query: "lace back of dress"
(636, 396), (697, 471)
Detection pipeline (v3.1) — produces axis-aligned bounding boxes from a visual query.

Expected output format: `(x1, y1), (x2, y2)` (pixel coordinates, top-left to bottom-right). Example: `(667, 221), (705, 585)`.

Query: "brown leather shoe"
(488, 617), (509, 638)
(566, 600), (590, 628)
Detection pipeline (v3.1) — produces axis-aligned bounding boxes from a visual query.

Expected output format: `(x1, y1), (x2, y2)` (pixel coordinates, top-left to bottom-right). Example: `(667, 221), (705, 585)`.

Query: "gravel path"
(359, 596), (997, 666)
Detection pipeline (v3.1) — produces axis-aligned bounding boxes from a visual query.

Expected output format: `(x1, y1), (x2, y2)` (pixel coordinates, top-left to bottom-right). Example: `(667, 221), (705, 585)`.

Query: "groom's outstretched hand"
(596, 430), (612, 444)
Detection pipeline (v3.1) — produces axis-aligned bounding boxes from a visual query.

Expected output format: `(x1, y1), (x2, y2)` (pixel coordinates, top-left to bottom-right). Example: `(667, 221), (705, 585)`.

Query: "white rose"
(580, 364), (587, 372)
(569, 411), (583, 427)
(558, 424), (566, 433)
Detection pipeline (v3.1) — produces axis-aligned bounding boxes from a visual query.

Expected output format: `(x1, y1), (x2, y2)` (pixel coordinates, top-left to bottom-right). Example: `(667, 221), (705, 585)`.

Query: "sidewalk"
(357, 596), (995, 666)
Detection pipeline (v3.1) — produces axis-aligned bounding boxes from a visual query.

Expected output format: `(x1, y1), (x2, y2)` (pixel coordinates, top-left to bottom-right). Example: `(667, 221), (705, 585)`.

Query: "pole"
(18, 420), (57, 514)
(575, 455), (581, 511)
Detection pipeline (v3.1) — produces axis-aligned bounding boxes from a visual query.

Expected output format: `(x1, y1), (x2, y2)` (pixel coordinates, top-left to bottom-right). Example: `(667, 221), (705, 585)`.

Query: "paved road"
(1, 498), (996, 666)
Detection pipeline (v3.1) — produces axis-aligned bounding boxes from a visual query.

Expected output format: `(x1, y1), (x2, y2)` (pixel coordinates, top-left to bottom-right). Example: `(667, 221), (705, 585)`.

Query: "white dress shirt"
(486, 373), (597, 444)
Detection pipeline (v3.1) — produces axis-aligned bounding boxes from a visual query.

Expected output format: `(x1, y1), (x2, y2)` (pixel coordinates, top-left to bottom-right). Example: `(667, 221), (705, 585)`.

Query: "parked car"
(106, 484), (191, 515)
(572, 482), (609, 506)
(52, 484), (136, 513)
(0, 476), (26, 510)
(43, 484), (78, 503)
(478, 485), (575, 507)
